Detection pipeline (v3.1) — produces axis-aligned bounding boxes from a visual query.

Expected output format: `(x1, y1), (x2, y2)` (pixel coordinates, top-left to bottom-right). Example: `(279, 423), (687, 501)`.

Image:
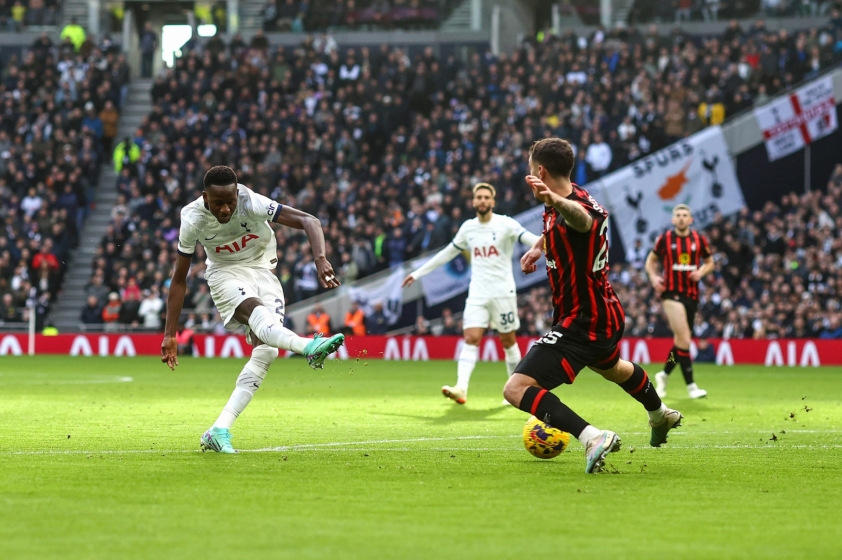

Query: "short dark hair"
(529, 138), (575, 178)
(203, 165), (238, 190)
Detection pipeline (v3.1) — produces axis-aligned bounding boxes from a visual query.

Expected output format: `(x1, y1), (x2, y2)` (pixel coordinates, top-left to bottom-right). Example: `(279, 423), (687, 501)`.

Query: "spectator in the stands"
(366, 302), (389, 335)
(102, 291), (122, 331)
(80, 295), (103, 325)
(60, 17), (86, 52)
(140, 21), (157, 78)
(343, 300), (366, 336)
(413, 315), (431, 335)
(306, 303), (331, 334)
(0, 292), (21, 323)
(440, 307), (459, 335)
(138, 287), (164, 329)
(100, 101), (120, 153)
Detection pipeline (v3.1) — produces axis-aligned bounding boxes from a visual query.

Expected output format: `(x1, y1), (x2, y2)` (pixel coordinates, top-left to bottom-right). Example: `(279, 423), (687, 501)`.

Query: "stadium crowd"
(629, 0), (837, 23)
(0, 0), (61, 30)
(85, 17), (841, 336)
(262, 0), (445, 32)
(0, 30), (126, 328)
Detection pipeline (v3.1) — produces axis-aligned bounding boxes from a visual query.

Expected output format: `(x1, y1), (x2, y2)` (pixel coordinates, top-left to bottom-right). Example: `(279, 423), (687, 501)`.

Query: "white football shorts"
(206, 266), (285, 328)
(462, 296), (520, 333)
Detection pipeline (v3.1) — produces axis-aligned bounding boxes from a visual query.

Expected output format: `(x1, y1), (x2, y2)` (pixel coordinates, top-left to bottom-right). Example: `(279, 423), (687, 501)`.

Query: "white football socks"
(648, 403), (667, 424)
(578, 425), (602, 446)
(248, 306), (309, 354)
(214, 345), (278, 429)
(504, 344), (521, 378)
(455, 343), (479, 391)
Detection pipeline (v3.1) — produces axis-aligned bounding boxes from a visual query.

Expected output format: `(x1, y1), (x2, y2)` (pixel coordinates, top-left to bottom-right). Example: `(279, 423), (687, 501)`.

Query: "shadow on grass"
(376, 403), (514, 425)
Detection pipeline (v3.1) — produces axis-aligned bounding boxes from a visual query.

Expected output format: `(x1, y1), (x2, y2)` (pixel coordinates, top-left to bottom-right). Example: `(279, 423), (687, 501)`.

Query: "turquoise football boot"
(200, 427), (237, 454)
(584, 430), (621, 474)
(303, 333), (345, 369)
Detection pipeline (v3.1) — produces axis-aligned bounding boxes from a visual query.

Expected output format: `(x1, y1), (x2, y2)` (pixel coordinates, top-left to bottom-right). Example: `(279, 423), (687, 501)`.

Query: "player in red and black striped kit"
(504, 138), (683, 474)
(646, 204), (715, 400)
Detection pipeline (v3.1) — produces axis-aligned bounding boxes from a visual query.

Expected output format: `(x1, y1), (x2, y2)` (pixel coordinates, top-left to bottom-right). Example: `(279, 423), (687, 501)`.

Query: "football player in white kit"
(161, 166), (345, 453)
(402, 183), (541, 404)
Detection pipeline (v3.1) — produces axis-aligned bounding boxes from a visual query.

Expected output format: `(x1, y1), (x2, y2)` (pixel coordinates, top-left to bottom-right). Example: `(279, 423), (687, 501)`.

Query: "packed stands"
(89, 18), (841, 334)
(626, 0), (837, 23)
(0, 0), (61, 30)
(0, 31), (126, 329)
(262, 0), (447, 32)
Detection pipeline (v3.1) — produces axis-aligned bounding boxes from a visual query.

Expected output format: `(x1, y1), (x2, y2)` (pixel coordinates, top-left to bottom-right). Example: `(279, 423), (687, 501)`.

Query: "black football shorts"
(515, 324), (624, 390)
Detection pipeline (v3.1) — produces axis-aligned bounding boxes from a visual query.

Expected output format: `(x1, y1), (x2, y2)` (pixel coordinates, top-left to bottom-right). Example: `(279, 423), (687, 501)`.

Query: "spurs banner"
(754, 75), (837, 161)
(418, 204), (546, 306)
(592, 126), (745, 253)
(1, 333), (840, 366)
(346, 267), (404, 326)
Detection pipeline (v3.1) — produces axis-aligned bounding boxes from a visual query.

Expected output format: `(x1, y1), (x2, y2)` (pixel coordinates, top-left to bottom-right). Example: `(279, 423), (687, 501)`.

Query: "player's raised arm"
(401, 242), (462, 287)
(520, 234), (544, 274)
(161, 252), (192, 370)
(274, 205), (340, 289)
(526, 175), (593, 232)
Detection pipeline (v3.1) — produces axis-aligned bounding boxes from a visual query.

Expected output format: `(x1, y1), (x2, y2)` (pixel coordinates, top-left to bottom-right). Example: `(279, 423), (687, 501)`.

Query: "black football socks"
(618, 363), (662, 412)
(518, 386), (588, 439)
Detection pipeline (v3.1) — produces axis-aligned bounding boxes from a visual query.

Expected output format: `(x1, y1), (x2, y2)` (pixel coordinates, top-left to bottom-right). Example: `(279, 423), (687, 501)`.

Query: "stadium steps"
(49, 79), (154, 331)
(239, 0), (265, 38)
(612, 0), (636, 25)
(61, 0), (90, 27)
(440, 0), (472, 31)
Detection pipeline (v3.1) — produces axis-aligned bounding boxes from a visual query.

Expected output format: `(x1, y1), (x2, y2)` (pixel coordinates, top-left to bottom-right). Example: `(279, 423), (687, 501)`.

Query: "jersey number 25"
(592, 218), (608, 272)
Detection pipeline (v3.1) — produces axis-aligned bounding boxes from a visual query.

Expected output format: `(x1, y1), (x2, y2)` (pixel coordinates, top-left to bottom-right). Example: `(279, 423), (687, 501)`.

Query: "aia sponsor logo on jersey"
(473, 245), (500, 258)
(214, 233), (260, 253)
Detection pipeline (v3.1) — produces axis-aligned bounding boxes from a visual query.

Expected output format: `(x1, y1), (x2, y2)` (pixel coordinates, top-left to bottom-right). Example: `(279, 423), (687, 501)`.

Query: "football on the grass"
(523, 415), (570, 459)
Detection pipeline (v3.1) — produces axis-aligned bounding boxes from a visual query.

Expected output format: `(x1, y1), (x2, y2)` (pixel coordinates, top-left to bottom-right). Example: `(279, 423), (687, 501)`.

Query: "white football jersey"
(177, 184), (281, 274)
(453, 213), (534, 300)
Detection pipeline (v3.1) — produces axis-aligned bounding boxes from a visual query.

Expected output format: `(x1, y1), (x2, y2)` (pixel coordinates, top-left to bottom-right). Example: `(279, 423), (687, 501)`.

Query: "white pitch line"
(3, 432), (842, 456)
(249, 434), (511, 452)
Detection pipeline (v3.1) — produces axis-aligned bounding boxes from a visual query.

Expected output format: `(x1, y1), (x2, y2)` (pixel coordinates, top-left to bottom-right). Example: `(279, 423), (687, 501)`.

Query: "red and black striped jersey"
(542, 184), (625, 342)
(652, 230), (712, 300)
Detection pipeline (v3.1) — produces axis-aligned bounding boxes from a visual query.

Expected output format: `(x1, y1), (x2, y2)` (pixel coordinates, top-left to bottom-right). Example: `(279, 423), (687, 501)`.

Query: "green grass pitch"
(1, 356), (841, 559)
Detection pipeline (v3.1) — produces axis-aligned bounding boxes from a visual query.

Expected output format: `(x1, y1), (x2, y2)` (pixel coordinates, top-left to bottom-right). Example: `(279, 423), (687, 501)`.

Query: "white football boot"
(687, 383), (708, 399)
(441, 385), (467, 404)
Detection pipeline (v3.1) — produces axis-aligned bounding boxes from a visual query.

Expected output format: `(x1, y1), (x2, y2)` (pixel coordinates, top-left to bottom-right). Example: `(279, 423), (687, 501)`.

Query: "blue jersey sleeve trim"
(176, 249), (194, 258)
(271, 204), (285, 223)
(451, 241), (465, 251)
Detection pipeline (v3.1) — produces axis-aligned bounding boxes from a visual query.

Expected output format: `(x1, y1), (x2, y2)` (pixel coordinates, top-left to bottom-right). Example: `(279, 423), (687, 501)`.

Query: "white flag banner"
(346, 266), (405, 325)
(417, 249), (472, 306)
(754, 75), (837, 161)
(592, 126), (745, 253)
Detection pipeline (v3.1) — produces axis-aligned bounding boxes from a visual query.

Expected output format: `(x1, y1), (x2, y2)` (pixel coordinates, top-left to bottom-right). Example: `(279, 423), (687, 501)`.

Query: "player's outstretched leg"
(444, 342), (478, 404)
(500, 340), (521, 406)
(504, 376), (621, 474)
(247, 306), (344, 369)
(201, 344), (279, 454)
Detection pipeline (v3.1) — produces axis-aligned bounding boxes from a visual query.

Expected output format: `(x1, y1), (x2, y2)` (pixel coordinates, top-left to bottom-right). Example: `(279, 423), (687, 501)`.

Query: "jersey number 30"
(592, 218), (608, 272)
